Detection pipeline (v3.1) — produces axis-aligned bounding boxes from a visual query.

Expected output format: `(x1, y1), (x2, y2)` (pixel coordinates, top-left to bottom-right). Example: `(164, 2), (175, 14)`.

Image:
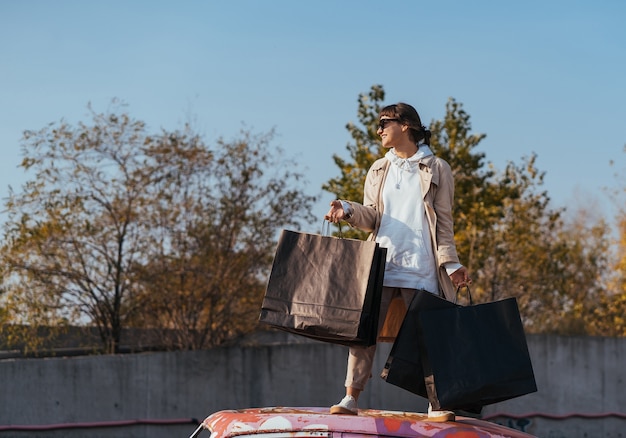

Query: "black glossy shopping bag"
(381, 289), (458, 397)
(259, 229), (386, 347)
(419, 297), (537, 410)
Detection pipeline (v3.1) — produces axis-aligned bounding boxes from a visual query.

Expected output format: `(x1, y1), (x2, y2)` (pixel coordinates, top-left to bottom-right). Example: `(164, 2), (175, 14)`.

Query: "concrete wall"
(0, 334), (624, 438)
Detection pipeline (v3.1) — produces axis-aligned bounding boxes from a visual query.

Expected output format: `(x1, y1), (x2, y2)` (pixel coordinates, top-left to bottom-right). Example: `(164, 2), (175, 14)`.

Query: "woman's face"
(377, 117), (404, 149)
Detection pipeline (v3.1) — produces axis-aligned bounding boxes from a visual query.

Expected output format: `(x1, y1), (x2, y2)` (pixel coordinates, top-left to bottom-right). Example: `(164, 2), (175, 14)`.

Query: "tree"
(586, 147), (626, 336)
(433, 105), (612, 333)
(0, 101), (316, 353)
(323, 85), (612, 334)
(322, 85), (385, 239)
(126, 129), (316, 349)
(590, 214), (626, 336)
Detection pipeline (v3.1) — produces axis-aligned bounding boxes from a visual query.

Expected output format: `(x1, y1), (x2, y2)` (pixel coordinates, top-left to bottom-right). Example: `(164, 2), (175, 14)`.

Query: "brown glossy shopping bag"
(259, 229), (386, 347)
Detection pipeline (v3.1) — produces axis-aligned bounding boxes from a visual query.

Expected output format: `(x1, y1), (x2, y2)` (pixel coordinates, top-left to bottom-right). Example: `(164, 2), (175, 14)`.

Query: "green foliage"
(322, 85), (385, 240)
(1, 101), (316, 353)
(324, 86), (616, 335)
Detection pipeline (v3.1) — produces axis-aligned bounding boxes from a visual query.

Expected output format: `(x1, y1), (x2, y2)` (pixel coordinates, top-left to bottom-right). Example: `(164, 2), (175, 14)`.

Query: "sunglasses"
(378, 118), (400, 130)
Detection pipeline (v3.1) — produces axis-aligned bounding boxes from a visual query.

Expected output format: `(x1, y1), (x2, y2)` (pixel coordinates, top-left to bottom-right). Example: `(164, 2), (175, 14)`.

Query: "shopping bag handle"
(322, 220), (344, 238)
(454, 285), (473, 306)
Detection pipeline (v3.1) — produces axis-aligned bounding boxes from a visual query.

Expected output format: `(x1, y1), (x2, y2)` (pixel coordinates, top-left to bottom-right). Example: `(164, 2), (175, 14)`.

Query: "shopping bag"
(419, 297), (537, 410)
(381, 289), (458, 396)
(259, 229), (386, 347)
(377, 296), (407, 342)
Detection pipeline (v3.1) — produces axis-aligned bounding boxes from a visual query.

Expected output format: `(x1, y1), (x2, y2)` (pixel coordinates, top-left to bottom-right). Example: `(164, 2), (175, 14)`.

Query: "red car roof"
(198, 407), (536, 438)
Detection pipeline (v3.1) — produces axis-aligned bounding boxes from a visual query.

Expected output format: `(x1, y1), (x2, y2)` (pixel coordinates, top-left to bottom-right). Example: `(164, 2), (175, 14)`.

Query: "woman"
(325, 102), (471, 421)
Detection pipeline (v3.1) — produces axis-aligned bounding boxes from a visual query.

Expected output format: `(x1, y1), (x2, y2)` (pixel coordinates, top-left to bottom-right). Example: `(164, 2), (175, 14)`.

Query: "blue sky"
(1, 0), (624, 232)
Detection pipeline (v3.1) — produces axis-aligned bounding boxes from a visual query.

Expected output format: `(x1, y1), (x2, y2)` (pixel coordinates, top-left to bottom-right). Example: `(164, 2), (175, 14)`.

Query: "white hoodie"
(375, 146), (438, 292)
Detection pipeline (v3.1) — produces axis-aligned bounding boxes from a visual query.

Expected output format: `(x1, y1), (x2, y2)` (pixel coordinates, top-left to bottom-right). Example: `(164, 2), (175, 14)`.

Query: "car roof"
(200, 407), (535, 438)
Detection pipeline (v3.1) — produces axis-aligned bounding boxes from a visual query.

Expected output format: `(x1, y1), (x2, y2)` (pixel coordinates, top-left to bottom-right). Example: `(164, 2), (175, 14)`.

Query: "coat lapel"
(418, 160), (434, 200)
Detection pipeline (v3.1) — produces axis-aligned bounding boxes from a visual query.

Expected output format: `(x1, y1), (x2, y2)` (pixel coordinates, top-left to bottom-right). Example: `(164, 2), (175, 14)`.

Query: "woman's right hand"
(324, 200), (345, 223)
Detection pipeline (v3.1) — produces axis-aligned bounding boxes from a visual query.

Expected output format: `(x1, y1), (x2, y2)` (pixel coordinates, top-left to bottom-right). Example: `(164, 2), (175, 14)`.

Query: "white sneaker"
(428, 403), (455, 422)
(330, 395), (358, 415)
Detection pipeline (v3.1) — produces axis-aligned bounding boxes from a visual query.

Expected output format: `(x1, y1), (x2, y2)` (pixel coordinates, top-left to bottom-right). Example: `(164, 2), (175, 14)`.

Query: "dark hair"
(379, 102), (431, 145)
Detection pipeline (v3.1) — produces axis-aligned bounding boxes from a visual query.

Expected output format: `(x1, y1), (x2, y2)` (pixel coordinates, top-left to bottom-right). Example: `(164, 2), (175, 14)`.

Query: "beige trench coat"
(343, 154), (461, 339)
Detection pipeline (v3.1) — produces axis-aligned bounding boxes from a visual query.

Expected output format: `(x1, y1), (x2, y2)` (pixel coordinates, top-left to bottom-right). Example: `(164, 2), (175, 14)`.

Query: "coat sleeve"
(343, 160), (385, 234)
(433, 159), (460, 266)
